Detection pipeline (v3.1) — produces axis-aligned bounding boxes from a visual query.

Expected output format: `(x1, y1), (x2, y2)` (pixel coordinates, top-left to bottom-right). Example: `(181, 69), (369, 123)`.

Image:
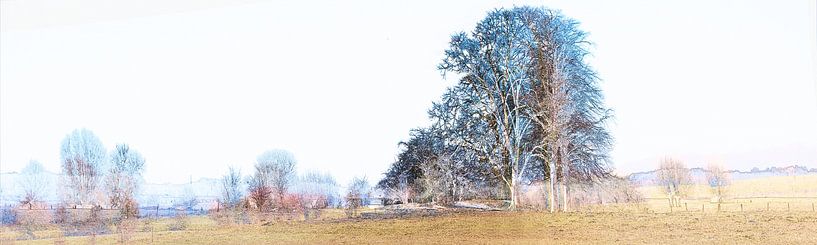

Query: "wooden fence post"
(767, 202), (770, 211)
(812, 203), (815, 212)
(787, 203), (790, 212)
(685, 203), (688, 212)
(740, 203), (743, 212)
(702, 204), (705, 213)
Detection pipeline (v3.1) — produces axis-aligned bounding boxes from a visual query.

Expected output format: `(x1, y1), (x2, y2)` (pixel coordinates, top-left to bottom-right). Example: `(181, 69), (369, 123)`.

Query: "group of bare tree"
(17, 128), (146, 217)
(379, 7), (613, 211)
(218, 150), (366, 219)
(9, 129), (146, 240)
(656, 157), (730, 206)
(245, 149), (297, 211)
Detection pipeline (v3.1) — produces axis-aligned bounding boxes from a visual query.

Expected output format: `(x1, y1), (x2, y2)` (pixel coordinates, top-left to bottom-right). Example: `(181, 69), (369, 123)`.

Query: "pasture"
(2, 209), (817, 244)
(3, 175), (817, 244)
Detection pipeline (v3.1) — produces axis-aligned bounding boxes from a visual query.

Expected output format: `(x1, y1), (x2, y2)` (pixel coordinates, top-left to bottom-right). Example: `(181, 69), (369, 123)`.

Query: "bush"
(120, 197), (140, 219)
(57, 205), (111, 237)
(0, 207), (16, 225)
(209, 206), (250, 226)
(168, 209), (188, 231)
(16, 208), (52, 240)
(53, 206), (68, 224)
(116, 218), (138, 243)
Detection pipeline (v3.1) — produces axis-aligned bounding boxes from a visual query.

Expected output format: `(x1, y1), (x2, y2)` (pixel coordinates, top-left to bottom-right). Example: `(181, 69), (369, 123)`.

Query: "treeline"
(14, 129), (372, 219)
(22, 128), (147, 217)
(377, 6), (614, 211)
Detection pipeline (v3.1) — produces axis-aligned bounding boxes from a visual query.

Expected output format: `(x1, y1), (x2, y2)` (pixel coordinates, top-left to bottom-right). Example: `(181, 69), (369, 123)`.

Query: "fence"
(634, 197), (817, 214)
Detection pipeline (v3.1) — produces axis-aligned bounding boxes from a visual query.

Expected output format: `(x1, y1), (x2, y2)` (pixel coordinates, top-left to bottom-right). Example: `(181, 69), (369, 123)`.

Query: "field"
(2, 209), (817, 244)
(3, 175), (817, 244)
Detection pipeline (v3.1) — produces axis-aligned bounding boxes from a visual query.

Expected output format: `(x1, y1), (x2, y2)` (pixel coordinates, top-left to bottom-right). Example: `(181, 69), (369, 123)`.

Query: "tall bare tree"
(518, 7), (614, 212)
(60, 128), (107, 205)
(439, 8), (538, 210)
(656, 157), (689, 207)
(437, 7), (612, 211)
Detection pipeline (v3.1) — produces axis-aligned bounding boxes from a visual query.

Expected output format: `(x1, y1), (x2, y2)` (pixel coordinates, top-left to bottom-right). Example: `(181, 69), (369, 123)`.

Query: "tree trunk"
(560, 154), (568, 212)
(548, 160), (557, 213)
(508, 180), (516, 211)
(560, 182), (568, 212)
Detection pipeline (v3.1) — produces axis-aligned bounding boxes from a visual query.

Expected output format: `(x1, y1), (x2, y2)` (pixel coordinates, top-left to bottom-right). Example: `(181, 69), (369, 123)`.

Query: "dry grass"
(638, 174), (817, 199)
(3, 175), (816, 244)
(1, 209), (816, 244)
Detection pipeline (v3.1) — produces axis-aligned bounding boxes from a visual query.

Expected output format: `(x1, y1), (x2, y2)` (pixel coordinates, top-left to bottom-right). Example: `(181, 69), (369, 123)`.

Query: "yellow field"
(3, 175), (817, 244)
(638, 174), (817, 199)
(2, 210), (816, 244)
(636, 174), (817, 213)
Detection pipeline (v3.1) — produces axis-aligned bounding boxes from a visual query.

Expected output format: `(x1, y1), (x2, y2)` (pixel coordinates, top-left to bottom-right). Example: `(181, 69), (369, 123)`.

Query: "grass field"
(638, 174), (817, 199)
(3, 175), (817, 244)
(2, 210), (817, 244)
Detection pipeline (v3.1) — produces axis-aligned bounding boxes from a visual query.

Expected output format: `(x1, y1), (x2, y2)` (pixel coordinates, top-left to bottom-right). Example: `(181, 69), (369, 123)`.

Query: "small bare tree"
(105, 144), (145, 218)
(221, 167), (243, 209)
(706, 163), (729, 203)
(18, 160), (49, 205)
(345, 176), (370, 218)
(656, 157), (689, 207)
(247, 172), (273, 211)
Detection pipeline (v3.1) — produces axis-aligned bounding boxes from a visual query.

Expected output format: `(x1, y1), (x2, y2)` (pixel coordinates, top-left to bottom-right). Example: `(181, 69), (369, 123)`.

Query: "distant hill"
(629, 165), (817, 186)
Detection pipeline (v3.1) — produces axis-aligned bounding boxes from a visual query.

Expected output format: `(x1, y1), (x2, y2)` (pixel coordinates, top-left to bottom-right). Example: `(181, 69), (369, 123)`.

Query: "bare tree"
(254, 149), (297, 207)
(295, 171), (338, 220)
(436, 7), (612, 211)
(295, 170), (337, 209)
(706, 163), (729, 203)
(60, 128), (107, 205)
(221, 167), (243, 209)
(247, 170), (272, 211)
(656, 157), (689, 207)
(418, 156), (447, 204)
(439, 8), (538, 210)
(516, 7), (614, 213)
(105, 144), (145, 217)
(345, 176), (370, 217)
(18, 160), (50, 205)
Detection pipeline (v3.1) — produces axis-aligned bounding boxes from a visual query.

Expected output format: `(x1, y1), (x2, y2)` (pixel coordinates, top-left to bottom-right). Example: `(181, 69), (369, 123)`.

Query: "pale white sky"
(1, 0), (816, 184)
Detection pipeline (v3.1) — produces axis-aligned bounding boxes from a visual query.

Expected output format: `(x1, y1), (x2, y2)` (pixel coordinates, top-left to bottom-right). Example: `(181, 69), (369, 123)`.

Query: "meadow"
(2, 209), (817, 244)
(3, 175), (817, 244)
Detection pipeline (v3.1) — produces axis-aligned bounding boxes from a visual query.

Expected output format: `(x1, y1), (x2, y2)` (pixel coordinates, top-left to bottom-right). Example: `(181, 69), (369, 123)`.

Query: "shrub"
(116, 217), (138, 243)
(120, 197), (139, 219)
(168, 209), (188, 231)
(16, 208), (52, 240)
(0, 207), (16, 225)
(53, 206), (68, 224)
